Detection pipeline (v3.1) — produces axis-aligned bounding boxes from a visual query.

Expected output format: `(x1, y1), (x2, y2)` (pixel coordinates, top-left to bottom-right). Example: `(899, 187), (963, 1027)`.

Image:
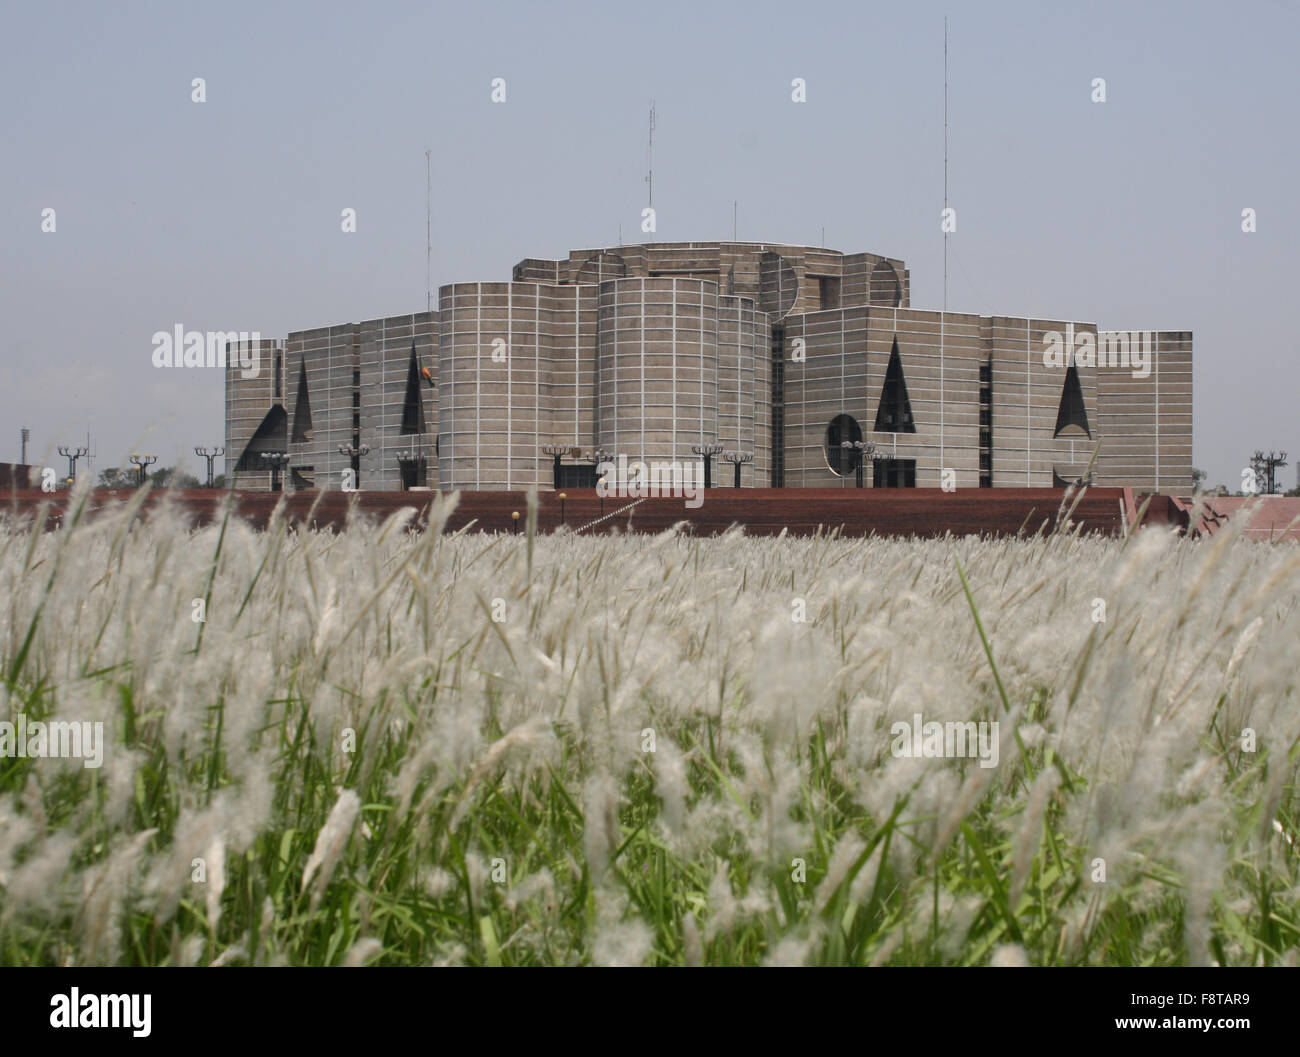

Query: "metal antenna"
(940, 15), (949, 471)
(425, 149), (432, 314)
(944, 16), (949, 314)
(645, 100), (656, 208)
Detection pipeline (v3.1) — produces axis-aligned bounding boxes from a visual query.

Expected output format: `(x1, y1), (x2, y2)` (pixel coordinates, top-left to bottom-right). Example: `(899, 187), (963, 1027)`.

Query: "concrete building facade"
(226, 241), (1192, 493)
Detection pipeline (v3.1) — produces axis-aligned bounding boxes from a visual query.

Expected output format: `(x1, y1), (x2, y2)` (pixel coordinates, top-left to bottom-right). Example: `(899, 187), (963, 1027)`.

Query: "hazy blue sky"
(2, 0), (1295, 489)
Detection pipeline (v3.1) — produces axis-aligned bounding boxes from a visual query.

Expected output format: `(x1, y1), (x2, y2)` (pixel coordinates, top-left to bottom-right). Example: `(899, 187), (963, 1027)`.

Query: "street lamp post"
(57, 445), (88, 483)
(542, 444), (569, 490)
(591, 448), (614, 513)
(260, 451), (289, 493)
(558, 492), (567, 524)
(339, 443), (370, 489)
(720, 450), (754, 489)
(128, 452), (157, 486)
(195, 446), (225, 488)
(1250, 450), (1289, 495)
(395, 449), (421, 491)
(841, 440), (877, 489)
(691, 443), (724, 490)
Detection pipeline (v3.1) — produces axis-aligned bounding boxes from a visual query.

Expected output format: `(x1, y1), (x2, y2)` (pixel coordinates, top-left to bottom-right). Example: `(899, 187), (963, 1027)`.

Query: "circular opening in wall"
(759, 252), (798, 318)
(869, 260), (902, 308)
(825, 414), (862, 476)
(575, 251), (628, 285)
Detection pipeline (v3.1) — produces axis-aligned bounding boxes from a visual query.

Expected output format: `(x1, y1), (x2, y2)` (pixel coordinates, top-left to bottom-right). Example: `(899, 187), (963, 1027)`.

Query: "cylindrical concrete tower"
(595, 277), (720, 465)
(716, 294), (771, 487)
(438, 281), (597, 489)
(438, 282), (546, 490)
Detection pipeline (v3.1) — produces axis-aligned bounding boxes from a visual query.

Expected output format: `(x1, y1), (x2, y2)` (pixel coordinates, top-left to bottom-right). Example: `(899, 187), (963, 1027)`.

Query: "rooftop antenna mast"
(940, 15), (948, 471)
(645, 100), (656, 208)
(425, 149), (432, 314)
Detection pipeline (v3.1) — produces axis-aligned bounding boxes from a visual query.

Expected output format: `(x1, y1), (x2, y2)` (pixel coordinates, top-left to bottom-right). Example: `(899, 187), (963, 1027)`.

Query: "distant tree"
(212, 473), (228, 490)
(97, 467), (136, 488)
(149, 466), (201, 489)
(1191, 467), (1207, 493)
(98, 465), (202, 488)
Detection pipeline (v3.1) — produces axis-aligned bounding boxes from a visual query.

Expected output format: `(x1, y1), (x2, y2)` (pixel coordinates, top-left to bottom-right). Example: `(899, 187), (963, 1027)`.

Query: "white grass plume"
(301, 789), (361, 911)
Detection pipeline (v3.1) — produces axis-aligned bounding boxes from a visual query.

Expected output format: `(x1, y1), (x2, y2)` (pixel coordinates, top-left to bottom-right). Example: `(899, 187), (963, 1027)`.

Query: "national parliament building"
(225, 240), (1192, 493)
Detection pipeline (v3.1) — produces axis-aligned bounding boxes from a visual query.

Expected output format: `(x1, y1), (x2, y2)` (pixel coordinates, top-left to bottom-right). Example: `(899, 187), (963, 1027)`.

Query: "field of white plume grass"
(1, 484), (1298, 966)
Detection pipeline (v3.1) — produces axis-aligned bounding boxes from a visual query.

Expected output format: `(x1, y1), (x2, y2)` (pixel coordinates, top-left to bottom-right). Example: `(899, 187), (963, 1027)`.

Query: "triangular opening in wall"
(873, 337), (916, 433)
(1053, 362), (1091, 437)
(400, 342), (426, 435)
(291, 358), (314, 443)
(235, 404), (287, 470)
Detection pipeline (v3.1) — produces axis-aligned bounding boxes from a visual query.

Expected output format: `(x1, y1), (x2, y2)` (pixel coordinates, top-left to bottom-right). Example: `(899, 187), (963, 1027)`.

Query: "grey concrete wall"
(1096, 331), (1193, 492)
(785, 309), (1113, 491)
(438, 282), (589, 490)
(595, 277), (719, 466)
(985, 316), (1105, 488)
(224, 337), (284, 489)
(784, 308), (988, 489)
(715, 294), (770, 488)
(360, 311), (437, 492)
(520, 242), (909, 314)
(283, 324), (356, 490)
